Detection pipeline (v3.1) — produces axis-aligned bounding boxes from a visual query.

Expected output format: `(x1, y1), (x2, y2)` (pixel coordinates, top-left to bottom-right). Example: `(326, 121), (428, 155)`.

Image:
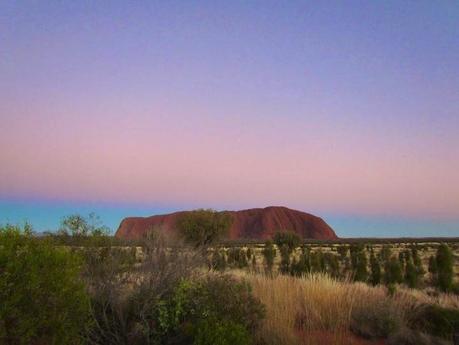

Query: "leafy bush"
(156, 274), (265, 344)
(405, 259), (419, 288)
(370, 251), (381, 285)
(279, 244), (291, 274)
(384, 257), (403, 285)
(262, 240), (276, 273)
(351, 299), (401, 339)
(350, 244), (368, 282)
(290, 248), (311, 276)
(210, 249), (227, 271)
(177, 209), (232, 247)
(435, 244), (454, 292)
(227, 247), (248, 268)
(0, 224), (90, 345)
(273, 231), (301, 253)
(193, 319), (251, 345)
(84, 233), (204, 345)
(412, 304), (459, 340)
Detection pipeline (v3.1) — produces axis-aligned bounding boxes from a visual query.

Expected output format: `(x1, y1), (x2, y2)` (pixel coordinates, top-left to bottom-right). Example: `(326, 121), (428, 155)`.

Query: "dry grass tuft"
(234, 271), (360, 344)
(232, 270), (459, 345)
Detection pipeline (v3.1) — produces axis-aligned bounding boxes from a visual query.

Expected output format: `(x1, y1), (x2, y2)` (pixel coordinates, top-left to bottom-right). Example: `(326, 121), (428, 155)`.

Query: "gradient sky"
(1, 1), (458, 237)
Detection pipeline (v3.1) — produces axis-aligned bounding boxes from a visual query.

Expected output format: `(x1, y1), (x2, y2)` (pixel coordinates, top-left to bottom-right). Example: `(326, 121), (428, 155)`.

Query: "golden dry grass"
(231, 270), (459, 345)
(233, 271), (362, 344)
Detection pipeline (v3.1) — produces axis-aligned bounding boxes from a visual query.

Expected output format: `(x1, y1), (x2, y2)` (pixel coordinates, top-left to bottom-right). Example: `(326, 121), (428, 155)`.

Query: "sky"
(1, 1), (458, 237)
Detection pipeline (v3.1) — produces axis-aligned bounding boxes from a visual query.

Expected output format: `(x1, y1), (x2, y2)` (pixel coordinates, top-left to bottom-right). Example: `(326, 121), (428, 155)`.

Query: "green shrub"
(157, 274), (265, 344)
(279, 244), (291, 274)
(370, 251), (382, 286)
(84, 234), (204, 345)
(336, 245), (348, 259)
(351, 245), (368, 282)
(310, 250), (325, 273)
(404, 259), (419, 288)
(324, 252), (340, 278)
(262, 240), (276, 273)
(193, 319), (252, 345)
(384, 257), (403, 285)
(289, 250), (310, 276)
(211, 249), (227, 271)
(227, 247), (248, 269)
(273, 231), (301, 252)
(351, 300), (401, 339)
(435, 244), (454, 292)
(413, 304), (459, 340)
(177, 209), (232, 247)
(0, 224), (90, 345)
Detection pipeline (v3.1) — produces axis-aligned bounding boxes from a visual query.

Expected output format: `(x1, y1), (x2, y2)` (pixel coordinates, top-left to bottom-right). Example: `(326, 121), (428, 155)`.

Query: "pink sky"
(1, 1), (459, 233)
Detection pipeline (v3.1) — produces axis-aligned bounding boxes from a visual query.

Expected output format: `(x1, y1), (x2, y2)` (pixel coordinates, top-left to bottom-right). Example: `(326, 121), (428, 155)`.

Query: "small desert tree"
(273, 231), (301, 253)
(59, 212), (110, 237)
(370, 251), (381, 286)
(273, 231), (301, 274)
(177, 209), (232, 248)
(350, 244), (368, 282)
(279, 244), (291, 274)
(384, 256), (403, 285)
(429, 255), (438, 285)
(262, 240), (276, 273)
(404, 258), (419, 288)
(436, 244), (454, 292)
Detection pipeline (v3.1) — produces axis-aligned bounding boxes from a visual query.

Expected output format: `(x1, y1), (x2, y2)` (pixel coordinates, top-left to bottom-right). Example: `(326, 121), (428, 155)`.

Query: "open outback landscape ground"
(2, 210), (459, 345)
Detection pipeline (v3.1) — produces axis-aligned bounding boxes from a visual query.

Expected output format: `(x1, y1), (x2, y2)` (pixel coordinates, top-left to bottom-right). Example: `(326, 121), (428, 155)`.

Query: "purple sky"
(1, 1), (458, 236)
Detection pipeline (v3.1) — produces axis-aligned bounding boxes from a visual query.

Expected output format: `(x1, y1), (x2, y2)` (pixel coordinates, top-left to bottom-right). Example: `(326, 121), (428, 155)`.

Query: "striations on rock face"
(115, 206), (338, 240)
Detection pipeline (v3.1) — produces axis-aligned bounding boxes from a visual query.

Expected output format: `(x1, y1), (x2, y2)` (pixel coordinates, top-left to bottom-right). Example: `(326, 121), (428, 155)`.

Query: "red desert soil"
(115, 206), (338, 240)
(298, 331), (386, 345)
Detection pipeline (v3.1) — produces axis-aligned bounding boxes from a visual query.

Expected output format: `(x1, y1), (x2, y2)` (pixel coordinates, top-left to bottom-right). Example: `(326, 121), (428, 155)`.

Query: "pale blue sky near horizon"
(1, 198), (458, 238)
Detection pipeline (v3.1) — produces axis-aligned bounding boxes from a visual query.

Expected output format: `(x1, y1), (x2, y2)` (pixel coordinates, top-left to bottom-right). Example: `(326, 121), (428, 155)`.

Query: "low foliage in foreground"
(0, 225), (91, 345)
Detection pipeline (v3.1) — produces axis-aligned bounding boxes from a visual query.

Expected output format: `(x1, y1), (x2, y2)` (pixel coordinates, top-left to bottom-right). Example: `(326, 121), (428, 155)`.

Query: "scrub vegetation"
(1, 212), (458, 345)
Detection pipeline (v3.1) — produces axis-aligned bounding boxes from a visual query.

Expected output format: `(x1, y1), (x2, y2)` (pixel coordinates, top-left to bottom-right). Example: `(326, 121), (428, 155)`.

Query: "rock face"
(115, 206), (338, 240)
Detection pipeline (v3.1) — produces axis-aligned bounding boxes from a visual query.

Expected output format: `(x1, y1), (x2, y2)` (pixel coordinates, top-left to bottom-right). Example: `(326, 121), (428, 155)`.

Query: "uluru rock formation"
(115, 206), (338, 240)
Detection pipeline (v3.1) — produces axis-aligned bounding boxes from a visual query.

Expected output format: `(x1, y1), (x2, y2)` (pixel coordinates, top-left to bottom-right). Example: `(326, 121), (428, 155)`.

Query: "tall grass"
(234, 271), (361, 344)
(233, 271), (458, 345)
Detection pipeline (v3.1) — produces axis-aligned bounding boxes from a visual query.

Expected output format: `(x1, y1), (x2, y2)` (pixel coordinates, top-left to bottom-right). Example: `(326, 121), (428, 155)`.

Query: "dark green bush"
(262, 240), (276, 273)
(384, 257), (403, 285)
(156, 274), (264, 344)
(412, 304), (459, 340)
(193, 319), (251, 345)
(404, 259), (419, 288)
(210, 249), (227, 271)
(0, 224), (91, 345)
(370, 251), (381, 286)
(436, 244), (454, 292)
(350, 245), (368, 282)
(351, 300), (401, 339)
(310, 250), (325, 273)
(227, 247), (248, 268)
(177, 209), (232, 247)
(324, 252), (340, 278)
(273, 231), (301, 253)
(279, 244), (291, 274)
(336, 245), (348, 259)
(289, 249), (310, 276)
